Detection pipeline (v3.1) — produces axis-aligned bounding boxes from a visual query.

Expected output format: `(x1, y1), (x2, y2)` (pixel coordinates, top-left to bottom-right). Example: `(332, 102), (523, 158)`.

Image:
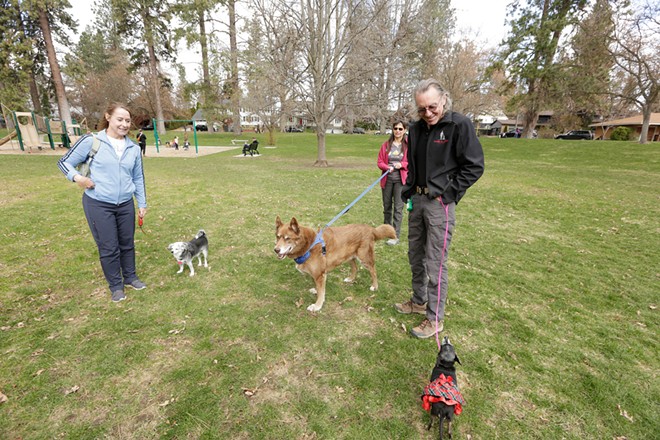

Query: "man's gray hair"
(414, 78), (452, 113)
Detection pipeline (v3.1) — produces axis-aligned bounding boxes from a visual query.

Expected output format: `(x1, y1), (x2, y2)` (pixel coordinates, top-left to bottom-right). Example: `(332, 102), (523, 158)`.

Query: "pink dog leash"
(434, 197), (450, 350)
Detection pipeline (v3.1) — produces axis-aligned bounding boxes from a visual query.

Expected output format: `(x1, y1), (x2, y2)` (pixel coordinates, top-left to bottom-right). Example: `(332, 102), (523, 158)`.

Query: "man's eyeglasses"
(417, 103), (441, 115)
(393, 127), (405, 131)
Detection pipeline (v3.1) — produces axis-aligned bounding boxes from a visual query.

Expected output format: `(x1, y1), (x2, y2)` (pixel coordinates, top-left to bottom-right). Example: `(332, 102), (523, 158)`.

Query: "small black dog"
(422, 336), (465, 439)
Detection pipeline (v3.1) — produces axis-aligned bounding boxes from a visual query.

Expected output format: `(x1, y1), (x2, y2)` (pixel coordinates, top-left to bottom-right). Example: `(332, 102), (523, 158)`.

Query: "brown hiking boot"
(411, 318), (443, 339)
(394, 300), (427, 315)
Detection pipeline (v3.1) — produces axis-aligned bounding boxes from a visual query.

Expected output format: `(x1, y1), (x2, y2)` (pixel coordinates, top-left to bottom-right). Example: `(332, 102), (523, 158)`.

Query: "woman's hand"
(138, 208), (147, 219)
(74, 175), (95, 189)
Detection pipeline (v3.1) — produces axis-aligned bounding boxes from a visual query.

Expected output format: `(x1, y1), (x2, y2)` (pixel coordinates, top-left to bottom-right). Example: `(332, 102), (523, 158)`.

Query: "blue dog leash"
(294, 170), (391, 264)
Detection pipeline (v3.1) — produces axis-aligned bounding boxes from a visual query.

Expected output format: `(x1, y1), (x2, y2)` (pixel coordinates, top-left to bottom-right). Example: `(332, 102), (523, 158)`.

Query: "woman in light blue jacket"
(58, 103), (147, 302)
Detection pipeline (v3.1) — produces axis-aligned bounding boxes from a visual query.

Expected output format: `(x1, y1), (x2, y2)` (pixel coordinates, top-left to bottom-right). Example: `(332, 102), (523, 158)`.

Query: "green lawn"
(0, 135), (658, 439)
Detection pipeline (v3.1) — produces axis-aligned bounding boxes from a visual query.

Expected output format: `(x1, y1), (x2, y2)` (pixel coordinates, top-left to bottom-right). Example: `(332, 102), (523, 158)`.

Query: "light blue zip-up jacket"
(58, 130), (147, 208)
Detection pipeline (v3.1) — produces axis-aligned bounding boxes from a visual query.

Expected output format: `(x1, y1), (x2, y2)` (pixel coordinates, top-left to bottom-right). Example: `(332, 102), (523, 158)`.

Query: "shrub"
(610, 126), (633, 141)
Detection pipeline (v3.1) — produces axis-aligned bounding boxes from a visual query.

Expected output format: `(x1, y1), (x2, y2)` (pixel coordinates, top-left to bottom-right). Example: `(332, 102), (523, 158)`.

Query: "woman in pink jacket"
(377, 120), (409, 245)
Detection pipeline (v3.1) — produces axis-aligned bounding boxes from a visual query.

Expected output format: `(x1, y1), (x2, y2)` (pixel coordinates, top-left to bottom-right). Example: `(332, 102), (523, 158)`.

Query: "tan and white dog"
(274, 216), (396, 312)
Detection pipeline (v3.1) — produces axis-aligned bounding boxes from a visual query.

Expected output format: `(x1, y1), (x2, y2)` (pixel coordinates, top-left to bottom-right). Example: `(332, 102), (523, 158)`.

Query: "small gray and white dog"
(167, 230), (208, 276)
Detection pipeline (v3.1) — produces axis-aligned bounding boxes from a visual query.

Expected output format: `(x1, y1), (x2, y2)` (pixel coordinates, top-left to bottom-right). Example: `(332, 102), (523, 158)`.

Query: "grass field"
(0, 134), (658, 439)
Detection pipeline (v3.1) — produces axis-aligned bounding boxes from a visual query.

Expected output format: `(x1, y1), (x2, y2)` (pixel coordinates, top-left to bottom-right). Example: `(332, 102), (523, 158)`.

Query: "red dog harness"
(421, 374), (465, 415)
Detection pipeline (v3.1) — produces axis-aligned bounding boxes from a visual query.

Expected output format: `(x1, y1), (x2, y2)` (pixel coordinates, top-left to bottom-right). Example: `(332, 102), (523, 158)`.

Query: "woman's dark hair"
(98, 102), (131, 130)
(386, 119), (408, 154)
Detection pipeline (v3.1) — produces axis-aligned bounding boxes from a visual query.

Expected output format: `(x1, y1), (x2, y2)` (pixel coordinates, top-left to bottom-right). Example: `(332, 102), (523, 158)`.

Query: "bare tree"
(254, 0), (380, 167)
(607, 0), (659, 144)
(437, 35), (502, 118)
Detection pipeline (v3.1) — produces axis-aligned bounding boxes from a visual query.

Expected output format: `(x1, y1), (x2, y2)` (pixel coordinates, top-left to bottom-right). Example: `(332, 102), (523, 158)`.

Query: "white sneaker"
(386, 238), (399, 246)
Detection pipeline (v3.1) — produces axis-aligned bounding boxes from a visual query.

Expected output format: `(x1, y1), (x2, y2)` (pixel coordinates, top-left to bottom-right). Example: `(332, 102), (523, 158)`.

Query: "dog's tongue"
(277, 254), (286, 260)
(178, 261), (183, 265)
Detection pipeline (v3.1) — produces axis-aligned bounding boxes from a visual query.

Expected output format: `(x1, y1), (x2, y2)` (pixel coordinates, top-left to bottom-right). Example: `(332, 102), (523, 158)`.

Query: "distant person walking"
(395, 79), (484, 339)
(57, 102), (148, 303)
(377, 120), (408, 245)
(136, 129), (147, 156)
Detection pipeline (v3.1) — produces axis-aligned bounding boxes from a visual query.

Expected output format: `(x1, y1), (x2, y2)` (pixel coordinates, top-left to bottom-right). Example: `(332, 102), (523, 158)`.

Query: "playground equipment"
(0, 130), (17, 147)
(0, 103), (87, 152)
(152, 118), (200, 155)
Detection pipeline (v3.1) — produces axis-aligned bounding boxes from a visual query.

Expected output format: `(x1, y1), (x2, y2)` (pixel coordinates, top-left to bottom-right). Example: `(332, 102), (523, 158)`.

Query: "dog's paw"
(309, 288), (317, 295)
(189, 272), (195, 277)
(369, 285), (378, 292)
(307, 303), (322, 312)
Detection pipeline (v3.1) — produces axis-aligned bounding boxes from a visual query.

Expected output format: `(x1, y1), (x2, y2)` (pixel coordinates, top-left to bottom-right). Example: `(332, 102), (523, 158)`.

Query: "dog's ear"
(455, 354), (462, 365)
(290, 217), (299, 234)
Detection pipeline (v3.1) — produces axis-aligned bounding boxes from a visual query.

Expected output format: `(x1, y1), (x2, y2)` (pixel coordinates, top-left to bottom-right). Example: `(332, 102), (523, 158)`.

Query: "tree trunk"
(28, 73), (42, 114)
(522, 80), (540, 138)
(228, 0), (241, 135)
(314, 128), (328, 167)
(38, 8), (72, 130)
(147, 38), (166, 135)
(639, 105), (651, 144)
(198, 8), (211, 106)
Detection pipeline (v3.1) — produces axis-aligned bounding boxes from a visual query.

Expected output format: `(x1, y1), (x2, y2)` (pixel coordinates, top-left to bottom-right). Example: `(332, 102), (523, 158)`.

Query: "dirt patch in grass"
(0, 144), (238, 157)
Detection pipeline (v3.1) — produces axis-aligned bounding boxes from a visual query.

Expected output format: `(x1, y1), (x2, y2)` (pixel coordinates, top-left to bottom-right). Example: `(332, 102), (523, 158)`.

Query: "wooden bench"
(231, 139), (248, 145)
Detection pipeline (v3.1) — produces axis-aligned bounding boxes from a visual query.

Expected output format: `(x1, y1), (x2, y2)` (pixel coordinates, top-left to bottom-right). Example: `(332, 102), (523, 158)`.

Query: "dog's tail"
(373, 224), (396, 241)
(195, 229), (206, 239)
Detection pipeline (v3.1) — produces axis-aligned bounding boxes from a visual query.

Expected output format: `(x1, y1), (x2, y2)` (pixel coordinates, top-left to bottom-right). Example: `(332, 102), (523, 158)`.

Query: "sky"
(65, 0), (512, 82)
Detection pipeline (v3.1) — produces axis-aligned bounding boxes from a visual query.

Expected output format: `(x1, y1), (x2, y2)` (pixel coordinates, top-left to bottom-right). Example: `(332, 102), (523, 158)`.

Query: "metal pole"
(192, 120), (199, 155)
(12, 112), (24, 151)
(153, 118), (160, 153)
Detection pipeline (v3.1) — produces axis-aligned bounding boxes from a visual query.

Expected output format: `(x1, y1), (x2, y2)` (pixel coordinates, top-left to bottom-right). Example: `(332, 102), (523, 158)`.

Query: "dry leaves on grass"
(0, 391), (8, 404)
(168, 321), (187, 335)
(64, 385), (80, 395)
(242, 377), (269, 398)
(617, 404), (634, 422)
(159, 397), (176, 407)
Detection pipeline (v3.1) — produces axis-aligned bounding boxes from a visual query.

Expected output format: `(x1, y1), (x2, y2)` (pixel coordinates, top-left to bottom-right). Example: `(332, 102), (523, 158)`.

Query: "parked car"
(353, 127), (366, 134)
(286, 126), (303, 132)
(555, 130), (593, 140)
(195, 120), (208, 131)
(500, 130), (520, 138)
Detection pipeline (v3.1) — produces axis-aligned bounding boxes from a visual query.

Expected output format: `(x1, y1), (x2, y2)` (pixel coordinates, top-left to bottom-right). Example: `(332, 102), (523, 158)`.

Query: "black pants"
(82, 193), (138, 292)
(382, 171), (404, 238)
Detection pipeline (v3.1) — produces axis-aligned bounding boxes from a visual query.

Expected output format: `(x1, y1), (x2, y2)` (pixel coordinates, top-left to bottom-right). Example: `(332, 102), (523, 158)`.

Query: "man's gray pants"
(408, 194), (456, 321)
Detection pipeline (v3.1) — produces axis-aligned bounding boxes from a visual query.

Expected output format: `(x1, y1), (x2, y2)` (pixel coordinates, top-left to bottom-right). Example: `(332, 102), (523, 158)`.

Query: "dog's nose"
(274, 248), (280, 254)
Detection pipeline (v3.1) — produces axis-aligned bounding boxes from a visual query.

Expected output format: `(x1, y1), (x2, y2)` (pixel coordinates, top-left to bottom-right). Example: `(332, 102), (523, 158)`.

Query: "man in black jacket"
(394, 79), (485, 339)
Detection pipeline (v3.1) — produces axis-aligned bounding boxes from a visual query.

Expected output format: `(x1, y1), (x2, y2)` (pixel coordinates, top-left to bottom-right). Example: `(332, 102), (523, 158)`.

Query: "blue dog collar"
(294, 233), (326, 264)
